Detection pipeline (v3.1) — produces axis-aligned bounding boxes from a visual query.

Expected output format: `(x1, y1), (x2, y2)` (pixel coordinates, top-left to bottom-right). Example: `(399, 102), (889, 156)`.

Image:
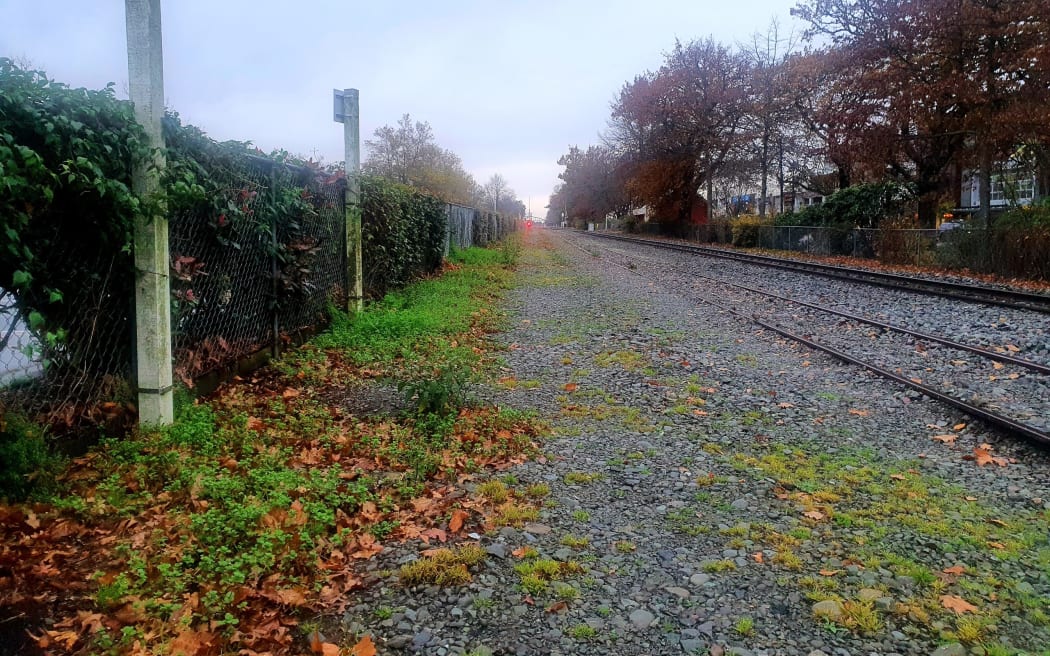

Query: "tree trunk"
(759, 129), (769, 217)
(917, 194), (938, 229)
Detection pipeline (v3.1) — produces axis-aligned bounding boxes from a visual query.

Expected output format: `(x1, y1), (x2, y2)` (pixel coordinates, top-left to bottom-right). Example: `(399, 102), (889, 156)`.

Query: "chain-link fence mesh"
(170, 154), (346, 386)
(0, 244), (136, 436)
(3, 138), (514, 438)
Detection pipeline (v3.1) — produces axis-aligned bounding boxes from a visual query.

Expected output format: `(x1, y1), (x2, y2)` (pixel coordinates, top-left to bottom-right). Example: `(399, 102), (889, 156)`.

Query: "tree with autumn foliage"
(792, 0), (1050, 226)
(551, 145), (628, 227)
(606, 39), (751, 231)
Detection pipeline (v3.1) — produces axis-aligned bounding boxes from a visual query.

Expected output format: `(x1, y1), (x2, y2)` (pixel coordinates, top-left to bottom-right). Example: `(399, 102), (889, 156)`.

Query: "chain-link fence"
(2, 167), (522, 437)
(0, 244), (135, 436)
(647, 220), (1050, 279)
(169, 154), (346, 388)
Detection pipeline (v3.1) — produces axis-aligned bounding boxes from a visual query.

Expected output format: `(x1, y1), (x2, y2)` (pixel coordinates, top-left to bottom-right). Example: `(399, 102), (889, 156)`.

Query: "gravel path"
(339, 230), (1050, 656)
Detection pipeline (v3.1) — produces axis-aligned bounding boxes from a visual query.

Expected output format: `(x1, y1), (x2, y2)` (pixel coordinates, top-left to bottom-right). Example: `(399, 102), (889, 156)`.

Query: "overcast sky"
(1, 0), (798, 216)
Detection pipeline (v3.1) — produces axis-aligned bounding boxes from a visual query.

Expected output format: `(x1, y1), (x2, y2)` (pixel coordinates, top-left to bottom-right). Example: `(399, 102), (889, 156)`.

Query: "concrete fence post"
(334, 88), (362, 313)
(126, 0), (173, 425)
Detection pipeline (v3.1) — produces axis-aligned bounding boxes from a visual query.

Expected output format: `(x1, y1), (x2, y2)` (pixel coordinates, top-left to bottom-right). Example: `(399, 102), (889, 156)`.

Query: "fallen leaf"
(803, 510), (826, 521)
(282, 388), (300, 399)
(987, 541), (1006, 550)
(349, 635), (377, 656)
(953, 423), (967, 431)
(987, 518), (1008, 528)
(848, 408), (870, 417)
(890, 473), (905, 480)
(449, 509), (468, 533)
(963, 496), (978, 501)
(563, 382), (578, 392)
(25, 510), (40, 529)
(931, 434), (957, 444)
(993, 362), (1005, 370)
(546, 601), (568, 613)
(512, 546), (529, 558)
(321, 644), (340, 656)
(973, 444), (1009, 467)
(940, 594), (978, 614)
(752, 552), (764, 564)
(942, 565), (966, 575)
(818, 569), (842, 577)
(246, 416), (265, 431)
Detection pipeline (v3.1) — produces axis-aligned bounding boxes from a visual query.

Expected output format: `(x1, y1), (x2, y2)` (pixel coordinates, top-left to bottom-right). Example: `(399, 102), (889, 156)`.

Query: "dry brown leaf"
(973, 444), (1009, 467)
(942, 565), (966, 575)
(953, 423), (967, 431)
(564, 382), (578, 392)
(546, 601), (568, 613)
(818, 569), (841, 577)
(320, 644), (340, 656)
(282, 388), (300, 399)
(512, 546), (529, 558)
(988, 541), (1006, 550)
(349, 635), (377, 656)
(449, 509), (468, 533)
(848, 408), (870, 417)
(992, 362), (1005, 370)
(25, 510), (40, 529)
(988, 518), (1009, 528)
(803, 510), (826, 521)
(752, 552), (764, 564)
(931, 434), (957, 444)
(890, 473), (906, 480)
(940, 595), (978, 614)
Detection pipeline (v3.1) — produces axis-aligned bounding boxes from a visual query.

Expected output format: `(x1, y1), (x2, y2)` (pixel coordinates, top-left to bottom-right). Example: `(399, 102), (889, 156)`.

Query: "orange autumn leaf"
(973, 444), (1009, 467)
(449, 509), (468, 533)
(546, 601), (568, 613)
(940, 595), (978, 614)
(848, 408), (870, 417)
(512, 546), (529, 558)
(953, 423), (967, 431)
(350, 635), (377, 656)
(320, 644), (340, 656)
(942, 565), (966, 575)
(818, 569), (842, 577)
(803, 510), (826, 521)
(752, 552), (764, 564)
(987, 541), (1006, 550)
(564, 383), (578, 392)
(931, 434), (957, 444)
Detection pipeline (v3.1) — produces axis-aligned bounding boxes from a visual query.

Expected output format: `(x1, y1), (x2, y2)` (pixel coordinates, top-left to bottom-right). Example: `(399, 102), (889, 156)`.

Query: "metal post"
(126, 0), (173, 425)
(335, 89), (362, 313)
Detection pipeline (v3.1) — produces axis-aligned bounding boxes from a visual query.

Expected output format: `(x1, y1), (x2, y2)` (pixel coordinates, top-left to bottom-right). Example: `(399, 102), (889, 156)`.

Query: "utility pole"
(126, 0), (173, 425)
(334, 89), (362, 312)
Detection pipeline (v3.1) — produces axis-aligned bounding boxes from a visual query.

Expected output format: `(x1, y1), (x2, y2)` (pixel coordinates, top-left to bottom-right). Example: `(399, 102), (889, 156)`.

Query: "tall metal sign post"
(334, 89), (363, 313)
(126, 0), (173, 425)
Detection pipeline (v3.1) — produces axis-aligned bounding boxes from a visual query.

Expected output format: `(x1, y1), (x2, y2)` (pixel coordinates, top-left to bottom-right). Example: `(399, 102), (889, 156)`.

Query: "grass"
(568, 624), (598, 640)
(702, 559), (737, 573)
(560, 534), (590, 549)
(614, 540), (637, 553)
(734, 617), (755, 636)
(717, 439), (1050, 650)
(564, 471), (604, 484)
(572, 510), (591, 523)
(492, 502), (540, 527)
(525, 483), (551, 498)
(513, 558), (584, 594)
(477, 479), (510, 504)
(4, 241), (550, 656)
(398, 545), (487, 586)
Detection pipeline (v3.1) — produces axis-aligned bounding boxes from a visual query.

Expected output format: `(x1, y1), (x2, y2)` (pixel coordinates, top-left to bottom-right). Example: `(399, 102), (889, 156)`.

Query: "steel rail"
(566, 232), (1050, 446)
(586, 232), (1050, 314)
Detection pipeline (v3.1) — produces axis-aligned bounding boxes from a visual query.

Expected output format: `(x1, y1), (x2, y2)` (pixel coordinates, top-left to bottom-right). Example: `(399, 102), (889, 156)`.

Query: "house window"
(990, 172), (1035, 205)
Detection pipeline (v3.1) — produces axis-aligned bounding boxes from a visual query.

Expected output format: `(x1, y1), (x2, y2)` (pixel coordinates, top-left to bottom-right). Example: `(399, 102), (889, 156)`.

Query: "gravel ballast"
(339, 230), (1050, 656)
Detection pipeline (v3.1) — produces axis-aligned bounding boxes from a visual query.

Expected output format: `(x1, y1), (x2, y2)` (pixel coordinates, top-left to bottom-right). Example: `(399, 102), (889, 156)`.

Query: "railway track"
(587, 231), (1050, 314)
(569, 231), (1050, 446)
